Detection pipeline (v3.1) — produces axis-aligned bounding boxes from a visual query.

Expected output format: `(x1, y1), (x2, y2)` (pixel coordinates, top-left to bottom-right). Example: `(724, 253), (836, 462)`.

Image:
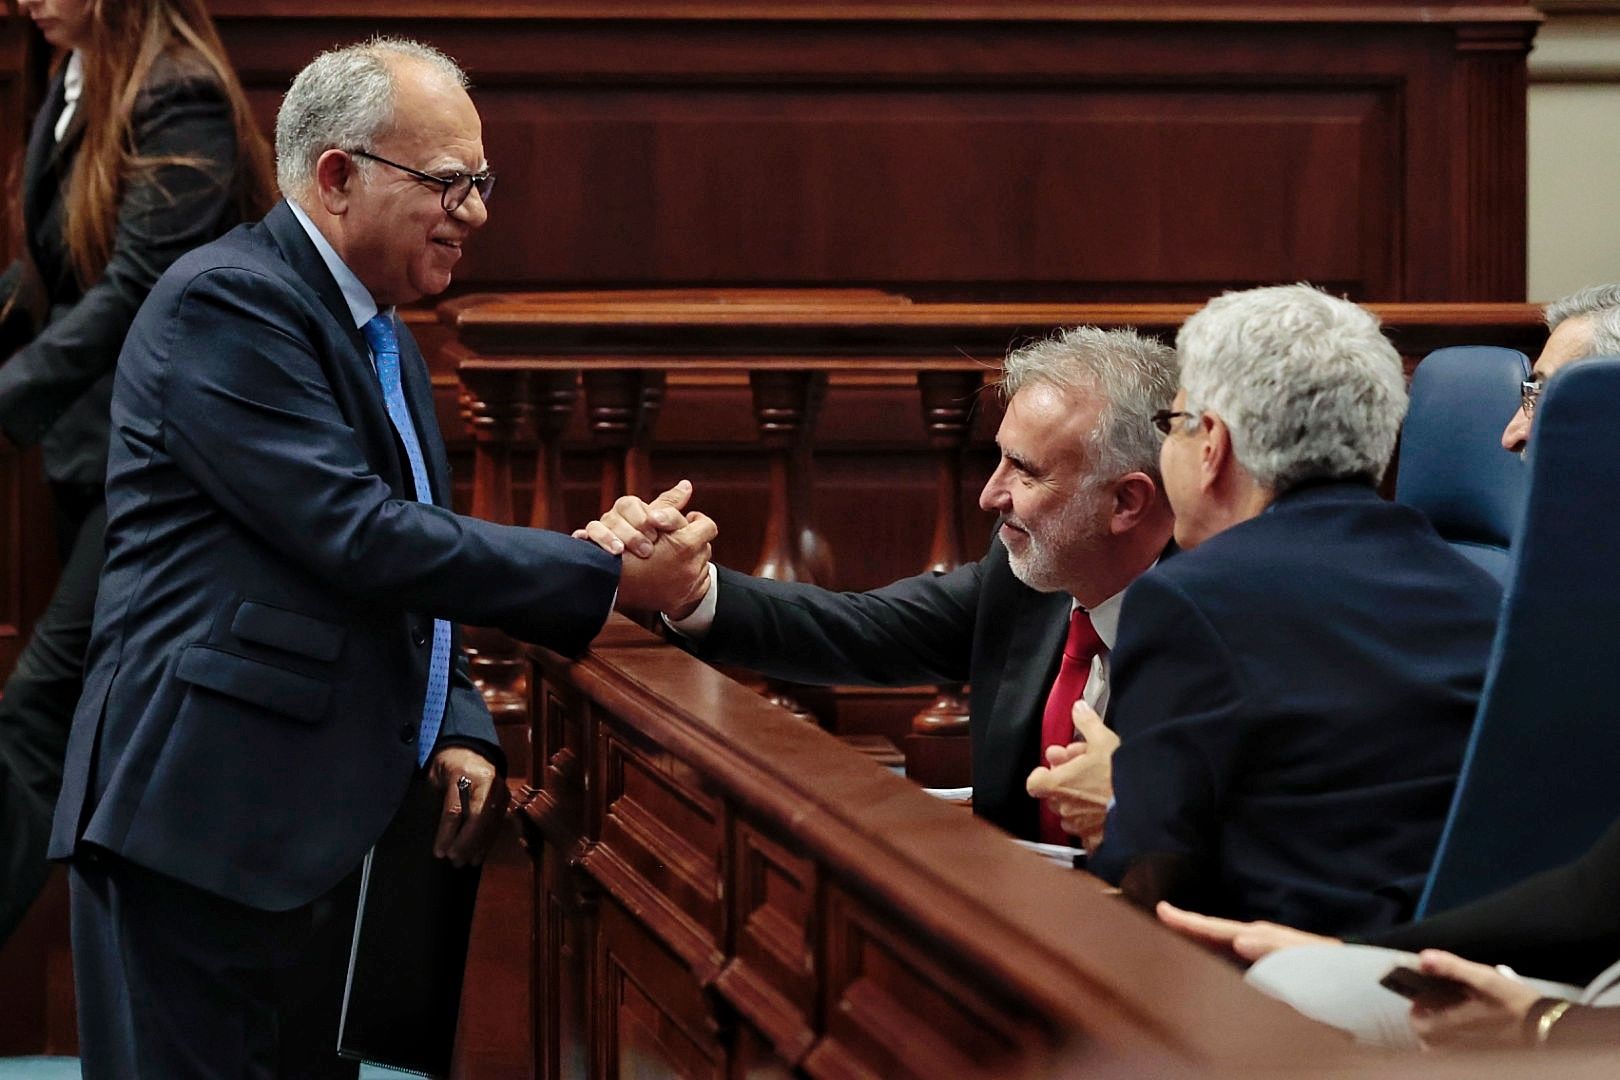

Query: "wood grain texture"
(527, 615), (1359, 1077)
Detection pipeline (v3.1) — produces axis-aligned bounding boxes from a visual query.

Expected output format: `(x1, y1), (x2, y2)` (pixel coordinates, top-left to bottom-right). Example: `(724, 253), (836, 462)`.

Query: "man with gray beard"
(582, 327), (1178, 844)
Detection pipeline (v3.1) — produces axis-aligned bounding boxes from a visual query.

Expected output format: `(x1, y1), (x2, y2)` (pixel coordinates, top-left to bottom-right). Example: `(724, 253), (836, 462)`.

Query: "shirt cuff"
(663, 563), (720, 638)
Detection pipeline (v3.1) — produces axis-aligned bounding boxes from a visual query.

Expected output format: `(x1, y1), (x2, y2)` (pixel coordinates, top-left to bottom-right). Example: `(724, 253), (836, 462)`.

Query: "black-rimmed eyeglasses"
(1520, 377), (1543, 417)
(347, 149), (496, 212)
(1150, 409), (1195, 435)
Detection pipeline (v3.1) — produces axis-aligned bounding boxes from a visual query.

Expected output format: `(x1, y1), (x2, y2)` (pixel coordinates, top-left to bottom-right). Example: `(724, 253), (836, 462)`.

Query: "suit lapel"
(260, 202), (411, 495)
(22, 73), (66, 225)
(975, 585), (1071, 832)
(993, 589), (1073, 751)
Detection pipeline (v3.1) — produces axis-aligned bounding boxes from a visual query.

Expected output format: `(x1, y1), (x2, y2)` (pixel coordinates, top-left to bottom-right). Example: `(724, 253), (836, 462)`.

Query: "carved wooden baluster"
(792, 375), (835, 585)
(526, 370), (580, 531)
(582, 369), (666, 508)
(749, 370), (827, 722)
(459, 365), (536, 732)
(905, 370), (984, 788)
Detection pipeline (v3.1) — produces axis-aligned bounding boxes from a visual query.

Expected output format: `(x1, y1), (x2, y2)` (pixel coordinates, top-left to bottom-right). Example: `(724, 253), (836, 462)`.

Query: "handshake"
(578, 479), (716, 619)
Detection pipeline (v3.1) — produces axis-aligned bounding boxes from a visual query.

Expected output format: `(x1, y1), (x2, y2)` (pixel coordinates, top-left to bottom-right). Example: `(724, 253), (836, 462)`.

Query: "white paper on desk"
(1013, 838), (1085, 869)
(921, 786), (973, 802)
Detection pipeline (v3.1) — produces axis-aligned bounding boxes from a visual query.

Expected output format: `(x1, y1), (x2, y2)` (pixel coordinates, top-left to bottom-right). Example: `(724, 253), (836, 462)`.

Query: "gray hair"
(275, 37), (469, 198)
(998, 326), (1179, 484)
(1589, 306), (1620, 359)
(1176, 283), (1407, 492)
(1544, 283), (1620, 330)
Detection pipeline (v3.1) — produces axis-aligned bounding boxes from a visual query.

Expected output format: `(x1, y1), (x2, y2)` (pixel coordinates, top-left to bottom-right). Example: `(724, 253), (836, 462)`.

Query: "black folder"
(337, 774), (482, 1079)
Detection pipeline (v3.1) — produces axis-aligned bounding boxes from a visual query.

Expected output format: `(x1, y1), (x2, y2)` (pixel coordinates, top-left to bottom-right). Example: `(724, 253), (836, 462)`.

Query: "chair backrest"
(1395, 346), (1530, 583)
(1416, 356), (1620, 917)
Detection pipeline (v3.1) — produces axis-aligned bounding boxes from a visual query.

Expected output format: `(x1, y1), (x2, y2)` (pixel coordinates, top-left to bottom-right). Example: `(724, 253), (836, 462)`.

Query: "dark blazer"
(687, 537), (1072, 840)
(49, 201), (621, 911)
(1365, 817), (1620, 987)
(0, 54), (245, 484)
(1087, 482), (1502, 937)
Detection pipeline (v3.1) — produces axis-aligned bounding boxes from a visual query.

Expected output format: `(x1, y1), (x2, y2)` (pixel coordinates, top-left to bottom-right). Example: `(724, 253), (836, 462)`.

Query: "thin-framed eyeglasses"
(1520, 377), (1543, 417)
(346, 149), (496, 212)
(1150, 409), (1196, 436)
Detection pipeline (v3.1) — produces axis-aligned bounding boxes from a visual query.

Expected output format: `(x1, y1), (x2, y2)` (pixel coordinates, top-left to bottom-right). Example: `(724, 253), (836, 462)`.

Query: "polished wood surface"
(523, 614), (1355, 1078)
(41, 1), (1538, 304)
(439, 290), (1547, 591)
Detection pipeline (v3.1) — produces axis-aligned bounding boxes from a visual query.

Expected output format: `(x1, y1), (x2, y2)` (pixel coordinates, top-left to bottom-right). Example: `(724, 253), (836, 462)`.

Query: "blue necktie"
(362, 312), (451, 766)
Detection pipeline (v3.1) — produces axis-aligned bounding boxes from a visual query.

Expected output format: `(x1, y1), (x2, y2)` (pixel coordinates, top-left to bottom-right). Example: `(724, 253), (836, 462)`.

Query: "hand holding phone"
(1379, 964), (1471, 1009)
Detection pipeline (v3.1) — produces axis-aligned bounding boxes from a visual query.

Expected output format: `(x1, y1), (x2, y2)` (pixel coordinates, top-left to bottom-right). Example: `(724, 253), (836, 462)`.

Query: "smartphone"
(1378, 964), (1471, 1009)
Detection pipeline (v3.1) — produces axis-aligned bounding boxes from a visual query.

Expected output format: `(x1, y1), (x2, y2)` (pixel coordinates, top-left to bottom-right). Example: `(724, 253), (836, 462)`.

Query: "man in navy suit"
(1042, 284), (1502, 937)
(50, 38), (712, 1079)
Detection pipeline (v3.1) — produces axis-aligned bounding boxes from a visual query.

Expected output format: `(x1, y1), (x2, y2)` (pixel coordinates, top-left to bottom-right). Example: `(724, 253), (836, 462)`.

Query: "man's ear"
(1200, 413), (1233, 491)
(1109, 471), (1161, 534)
(313, 149), (358, 215)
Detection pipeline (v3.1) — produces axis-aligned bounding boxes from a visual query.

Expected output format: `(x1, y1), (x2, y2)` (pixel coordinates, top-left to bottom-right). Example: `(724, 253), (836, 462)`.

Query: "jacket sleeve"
(1086, 572), (1247, 909)
(434, 651), (505, 774)
(152, 264), (621, 656)
(0, 73), (242, 446)
(1361, 819), (1620, 986)
(686, 559), (982, 687)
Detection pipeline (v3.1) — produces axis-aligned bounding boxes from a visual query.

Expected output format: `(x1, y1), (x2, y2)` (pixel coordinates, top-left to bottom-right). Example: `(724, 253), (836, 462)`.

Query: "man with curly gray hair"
(1067, 284), (1503, 938)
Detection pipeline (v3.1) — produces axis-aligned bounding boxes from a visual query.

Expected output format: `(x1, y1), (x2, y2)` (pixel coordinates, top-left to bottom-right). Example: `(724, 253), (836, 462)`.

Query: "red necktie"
(1037, 608), (1104, 845)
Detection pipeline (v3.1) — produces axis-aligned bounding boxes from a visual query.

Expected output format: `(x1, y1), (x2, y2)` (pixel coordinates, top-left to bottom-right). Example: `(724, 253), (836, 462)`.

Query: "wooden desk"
(520, 615), (1354, 1078)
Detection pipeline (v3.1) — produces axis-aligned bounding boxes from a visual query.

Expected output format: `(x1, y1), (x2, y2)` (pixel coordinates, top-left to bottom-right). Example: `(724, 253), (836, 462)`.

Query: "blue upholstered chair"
(1395, 346), (1530, 583)
(1416, 356), (1620, 917)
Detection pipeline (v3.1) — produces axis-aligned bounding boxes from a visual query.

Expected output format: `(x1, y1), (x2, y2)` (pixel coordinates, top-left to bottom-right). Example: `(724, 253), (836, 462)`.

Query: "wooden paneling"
(0, 17), (56, 682)
(524, 615), (1356, 1078)
(437, 291), (1549, 595)
(189, 3), (1538, 302)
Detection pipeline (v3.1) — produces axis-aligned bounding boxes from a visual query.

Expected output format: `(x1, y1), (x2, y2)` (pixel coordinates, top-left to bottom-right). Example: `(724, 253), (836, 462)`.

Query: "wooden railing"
(521, 615), (1353, 1079)
(443, 290), (1547, 777)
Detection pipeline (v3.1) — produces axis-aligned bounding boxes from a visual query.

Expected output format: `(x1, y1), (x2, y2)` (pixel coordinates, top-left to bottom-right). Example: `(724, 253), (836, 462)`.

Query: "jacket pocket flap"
(176, 645), (331, 722)
(231, 601), (345, 662)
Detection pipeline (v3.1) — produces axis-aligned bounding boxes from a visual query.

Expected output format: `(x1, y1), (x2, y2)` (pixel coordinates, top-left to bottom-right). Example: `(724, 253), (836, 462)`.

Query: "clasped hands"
(579, 479), (716, 619)
(1024, 700), (1119, 851)
(418, 482), (713, 867)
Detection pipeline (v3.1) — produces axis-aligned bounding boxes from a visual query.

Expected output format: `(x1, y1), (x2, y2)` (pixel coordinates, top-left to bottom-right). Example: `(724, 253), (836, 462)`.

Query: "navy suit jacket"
(1087, 482), (1502, 936)
(688, 537), (1073, 840)
(49, 201), (621, 911)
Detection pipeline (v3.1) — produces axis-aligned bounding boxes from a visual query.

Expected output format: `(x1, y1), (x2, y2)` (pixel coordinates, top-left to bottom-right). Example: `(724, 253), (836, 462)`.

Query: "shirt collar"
(1071, 554), (1165, 651)
(54, 51), (83, 143)
(287, 197), (382, 331)
(1076, 588), (1124, 652)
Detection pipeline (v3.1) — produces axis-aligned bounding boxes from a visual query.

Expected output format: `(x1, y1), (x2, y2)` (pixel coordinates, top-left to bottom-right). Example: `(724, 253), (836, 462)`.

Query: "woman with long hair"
(0, 0), (274, 943)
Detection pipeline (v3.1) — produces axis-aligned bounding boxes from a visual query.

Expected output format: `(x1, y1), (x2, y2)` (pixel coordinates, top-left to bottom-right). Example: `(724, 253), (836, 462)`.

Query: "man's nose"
(979, 466), (1009, 513)
(1501, 408), (1531, 453)
(455, 185), (489, 228)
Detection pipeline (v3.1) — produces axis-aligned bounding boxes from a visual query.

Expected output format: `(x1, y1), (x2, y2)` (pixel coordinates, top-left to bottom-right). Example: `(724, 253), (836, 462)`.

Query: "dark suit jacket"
(1087, 482), (1502, 936)
(0, 53), (246, 485)
(688, 537), (1072, 840)
(1365, 817), (1620, 987)
(49, 201), (622, 911)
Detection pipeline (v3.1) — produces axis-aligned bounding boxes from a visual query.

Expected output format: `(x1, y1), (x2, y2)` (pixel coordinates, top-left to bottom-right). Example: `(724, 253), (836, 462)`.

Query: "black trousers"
(70, 851), (363, 1080)
(0, 481), (104, 942)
